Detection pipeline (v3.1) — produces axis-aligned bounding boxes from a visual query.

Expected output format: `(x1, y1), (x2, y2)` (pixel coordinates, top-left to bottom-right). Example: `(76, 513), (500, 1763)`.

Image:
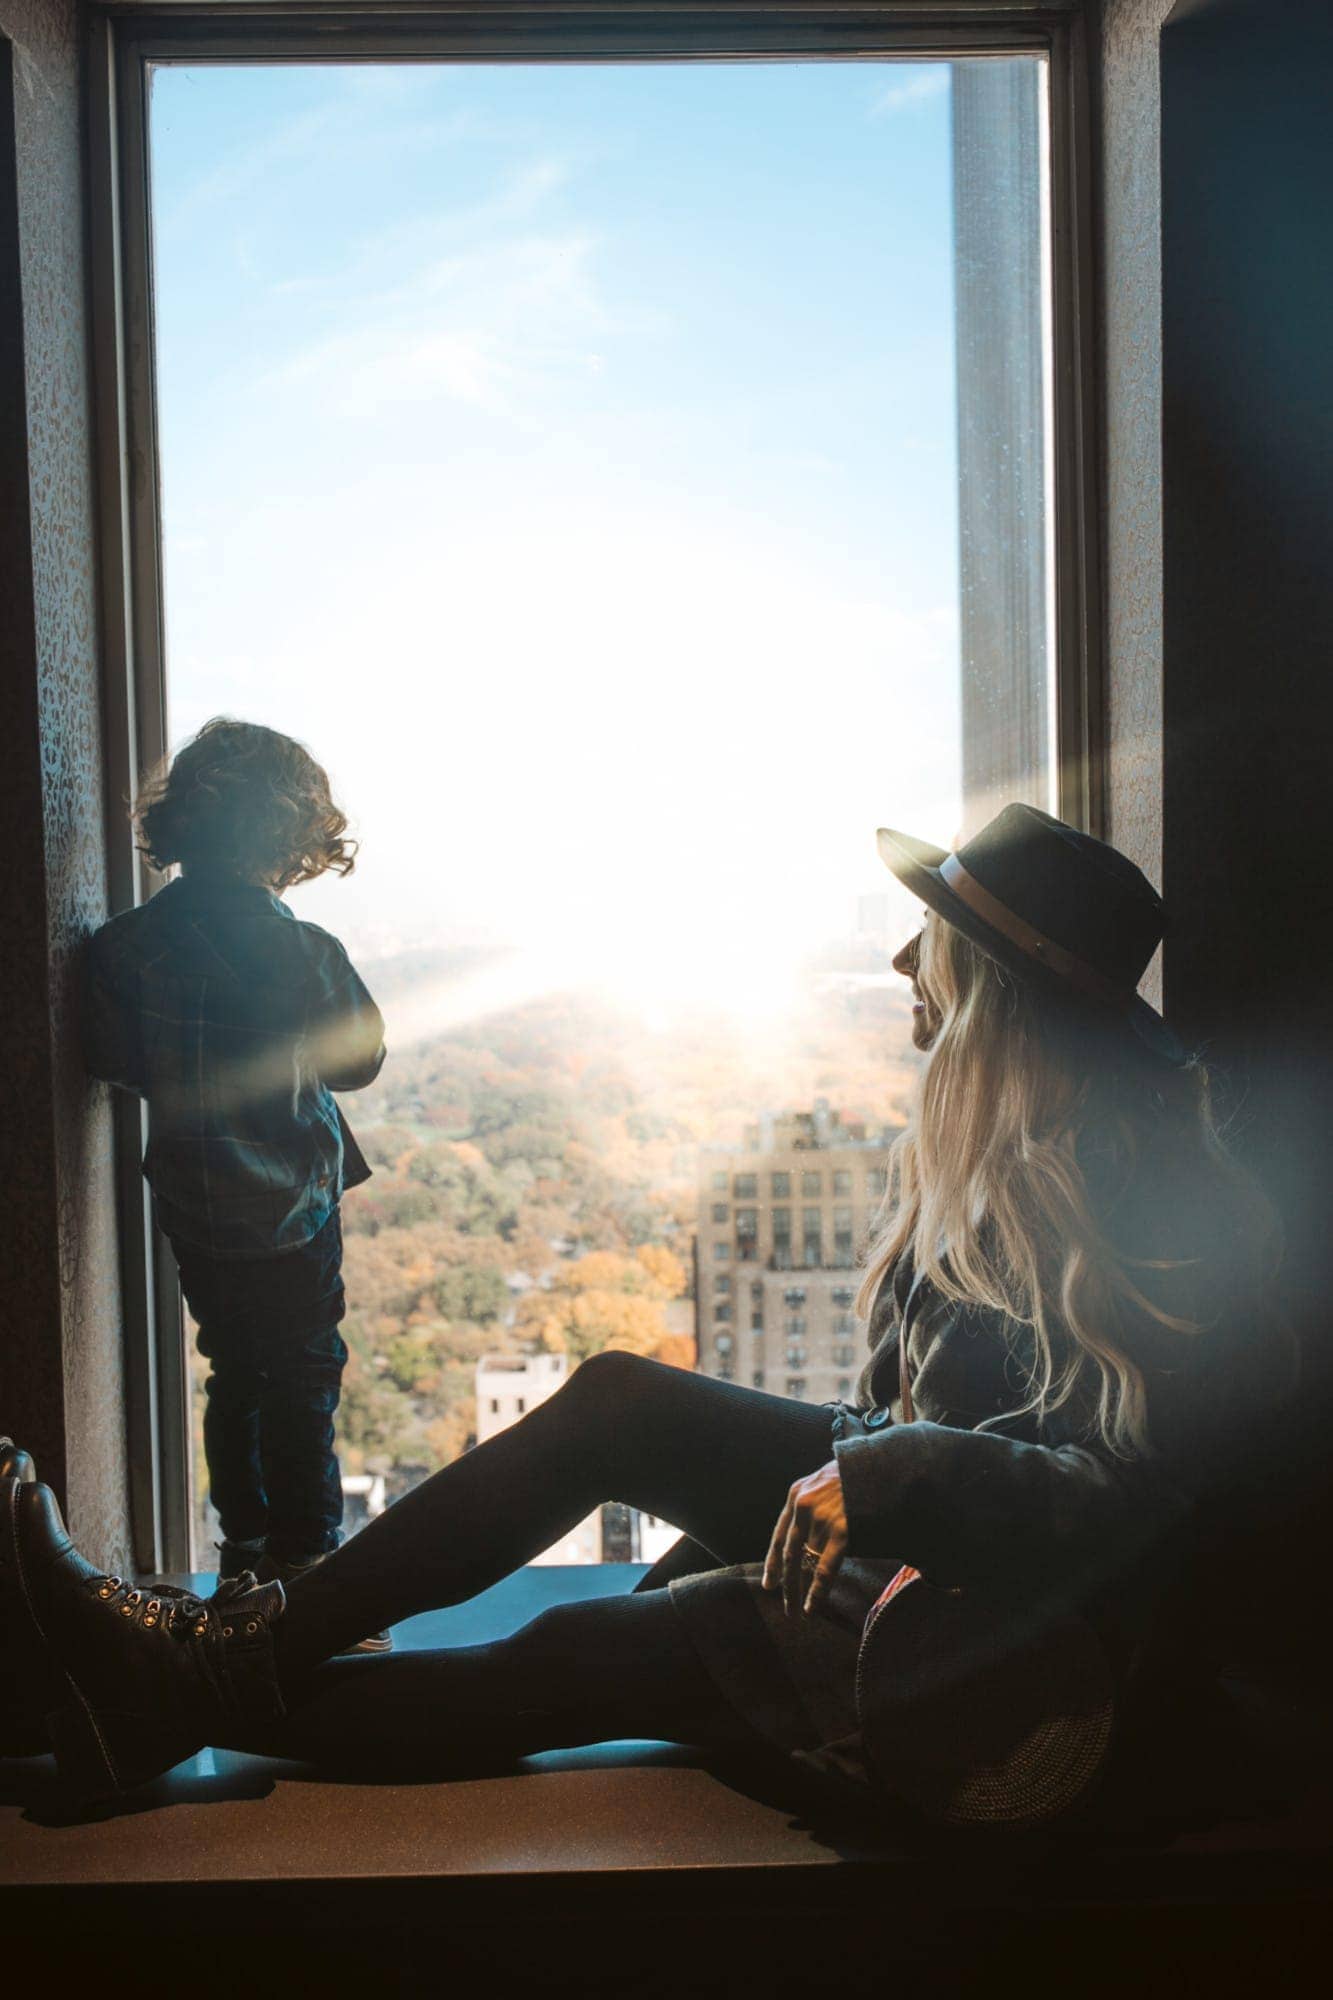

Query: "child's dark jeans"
(172, 1209), (348, 1561)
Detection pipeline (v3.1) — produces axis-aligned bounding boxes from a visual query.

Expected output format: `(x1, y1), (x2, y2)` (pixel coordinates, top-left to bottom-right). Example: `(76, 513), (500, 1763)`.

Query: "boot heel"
(46, 1696), (121, 1801)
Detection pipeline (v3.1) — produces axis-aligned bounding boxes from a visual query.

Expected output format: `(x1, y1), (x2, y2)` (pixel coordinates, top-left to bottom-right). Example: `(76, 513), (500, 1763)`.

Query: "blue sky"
(150, 58), (977, 1018)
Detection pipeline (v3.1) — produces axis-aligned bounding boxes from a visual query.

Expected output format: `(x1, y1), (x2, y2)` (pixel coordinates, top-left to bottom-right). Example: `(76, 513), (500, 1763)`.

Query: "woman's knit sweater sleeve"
(833, 1421), (1191, 1592)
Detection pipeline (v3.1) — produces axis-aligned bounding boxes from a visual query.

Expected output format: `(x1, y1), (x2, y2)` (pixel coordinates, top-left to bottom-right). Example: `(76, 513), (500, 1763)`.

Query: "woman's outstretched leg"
(235, 1588), (767, 1775)
(277, 1353), (835, 1677)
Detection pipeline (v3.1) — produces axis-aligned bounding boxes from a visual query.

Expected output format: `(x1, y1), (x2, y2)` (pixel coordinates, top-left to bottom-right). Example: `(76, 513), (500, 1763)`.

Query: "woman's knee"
(563, 1346), (658, 1413)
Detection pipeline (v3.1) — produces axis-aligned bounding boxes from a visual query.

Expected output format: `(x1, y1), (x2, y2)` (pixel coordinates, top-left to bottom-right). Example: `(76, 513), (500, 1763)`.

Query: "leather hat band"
(939, 854), (1127, 1008)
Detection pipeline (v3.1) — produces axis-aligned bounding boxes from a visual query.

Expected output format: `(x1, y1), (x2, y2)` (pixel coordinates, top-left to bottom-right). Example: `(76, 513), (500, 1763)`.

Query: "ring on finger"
(800, 1542), (821, 1571)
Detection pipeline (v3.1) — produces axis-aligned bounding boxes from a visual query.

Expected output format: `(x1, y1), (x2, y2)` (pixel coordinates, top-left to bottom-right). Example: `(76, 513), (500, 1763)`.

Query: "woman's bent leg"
(277, 1354), (835, 1677)
(237, 1589), (762, 1773)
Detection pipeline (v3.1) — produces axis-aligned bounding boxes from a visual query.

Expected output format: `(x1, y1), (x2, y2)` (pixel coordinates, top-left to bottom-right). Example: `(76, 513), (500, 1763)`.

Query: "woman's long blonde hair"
(857, 916), (1279, 1456)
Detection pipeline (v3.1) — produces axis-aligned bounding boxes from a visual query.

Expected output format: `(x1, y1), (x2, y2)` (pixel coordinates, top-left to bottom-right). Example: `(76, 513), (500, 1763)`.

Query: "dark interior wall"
(1159, 0), (1333, 1353)
(0, 0), (129, 1563)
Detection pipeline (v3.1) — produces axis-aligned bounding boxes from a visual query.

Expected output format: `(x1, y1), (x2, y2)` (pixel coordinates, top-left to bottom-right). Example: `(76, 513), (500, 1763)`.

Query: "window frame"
(89, 0), (1103, 1569)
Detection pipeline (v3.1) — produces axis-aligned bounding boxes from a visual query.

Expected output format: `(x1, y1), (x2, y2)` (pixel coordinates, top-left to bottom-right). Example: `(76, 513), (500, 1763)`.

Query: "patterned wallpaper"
(1100, 0), (1173, 1006)
(1, 0), (130, 1567)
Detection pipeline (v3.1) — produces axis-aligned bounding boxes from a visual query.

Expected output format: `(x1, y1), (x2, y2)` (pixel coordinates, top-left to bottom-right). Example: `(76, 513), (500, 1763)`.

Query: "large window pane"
(146, 56), (1051, 1564)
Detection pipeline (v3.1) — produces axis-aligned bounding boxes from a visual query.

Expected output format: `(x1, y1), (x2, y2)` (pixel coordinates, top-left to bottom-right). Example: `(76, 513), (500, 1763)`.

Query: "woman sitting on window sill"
(0, 805), (1291, 1831)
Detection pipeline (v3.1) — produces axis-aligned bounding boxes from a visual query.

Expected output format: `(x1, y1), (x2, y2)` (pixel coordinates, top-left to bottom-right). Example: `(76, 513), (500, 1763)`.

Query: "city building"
(694, 1101), (899, 1403)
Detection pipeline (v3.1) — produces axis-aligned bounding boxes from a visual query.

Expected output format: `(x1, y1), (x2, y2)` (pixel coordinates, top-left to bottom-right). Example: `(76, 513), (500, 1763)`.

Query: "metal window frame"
(88, 0), (1103, 1570)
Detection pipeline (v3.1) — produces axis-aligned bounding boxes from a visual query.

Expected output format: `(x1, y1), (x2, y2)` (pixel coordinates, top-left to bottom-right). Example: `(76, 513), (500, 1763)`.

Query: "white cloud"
(869, 68), (950, 120)
(261, 224), (611, 419)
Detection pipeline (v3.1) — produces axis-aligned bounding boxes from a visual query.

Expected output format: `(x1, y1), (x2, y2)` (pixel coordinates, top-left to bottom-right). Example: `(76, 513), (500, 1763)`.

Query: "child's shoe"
(215, 1535), (268, 1581)
(259, 1549), (393, 1654)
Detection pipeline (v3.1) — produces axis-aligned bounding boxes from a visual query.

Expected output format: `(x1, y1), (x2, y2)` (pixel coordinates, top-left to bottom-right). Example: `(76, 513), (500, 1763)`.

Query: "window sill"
(1, 1567), (1329, 1963)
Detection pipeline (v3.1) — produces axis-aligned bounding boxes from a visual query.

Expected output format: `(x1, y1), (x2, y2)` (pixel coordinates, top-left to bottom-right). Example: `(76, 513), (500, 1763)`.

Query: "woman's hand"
(762, 1460), (849, 1617)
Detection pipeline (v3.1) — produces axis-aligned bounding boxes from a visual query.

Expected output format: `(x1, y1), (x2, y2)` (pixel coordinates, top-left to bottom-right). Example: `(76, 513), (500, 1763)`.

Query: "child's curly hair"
(134, 717), (357, 889)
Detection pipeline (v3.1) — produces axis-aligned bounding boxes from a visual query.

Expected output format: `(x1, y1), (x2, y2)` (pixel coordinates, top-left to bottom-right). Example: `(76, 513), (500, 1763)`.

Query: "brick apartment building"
(694, 1102), (900, 1405)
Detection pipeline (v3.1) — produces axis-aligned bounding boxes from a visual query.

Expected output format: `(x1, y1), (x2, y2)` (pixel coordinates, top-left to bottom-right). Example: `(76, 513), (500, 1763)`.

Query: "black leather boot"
(3, 1481), (286, 1802)
(1, 1441), (46, 1756)
(0, 1438), (35, 1485)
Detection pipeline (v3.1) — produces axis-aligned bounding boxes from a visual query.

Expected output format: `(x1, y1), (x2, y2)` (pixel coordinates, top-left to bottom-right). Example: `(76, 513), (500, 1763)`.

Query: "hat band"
(939, 854), (1128, 1008)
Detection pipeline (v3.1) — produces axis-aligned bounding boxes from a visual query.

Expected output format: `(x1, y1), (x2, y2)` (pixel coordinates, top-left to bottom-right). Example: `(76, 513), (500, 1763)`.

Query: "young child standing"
(85, 718), (390, 1650)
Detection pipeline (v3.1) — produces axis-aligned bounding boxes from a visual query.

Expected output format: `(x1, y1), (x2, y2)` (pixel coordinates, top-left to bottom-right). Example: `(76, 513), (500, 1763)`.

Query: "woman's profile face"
(893, 920), (942, 1051)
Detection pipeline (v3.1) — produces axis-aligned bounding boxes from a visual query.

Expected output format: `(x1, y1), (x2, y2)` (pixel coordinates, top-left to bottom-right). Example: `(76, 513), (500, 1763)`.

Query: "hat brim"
(877, 826), (1186, 1067)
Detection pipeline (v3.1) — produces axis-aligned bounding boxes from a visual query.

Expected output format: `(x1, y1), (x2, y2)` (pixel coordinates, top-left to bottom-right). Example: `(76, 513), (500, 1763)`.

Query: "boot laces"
(88, 1573), (221, 1640)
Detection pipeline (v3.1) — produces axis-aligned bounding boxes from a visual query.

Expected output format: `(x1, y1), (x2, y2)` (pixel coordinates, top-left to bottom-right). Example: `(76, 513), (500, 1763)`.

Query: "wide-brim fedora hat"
(877, 802), (1184, 1065)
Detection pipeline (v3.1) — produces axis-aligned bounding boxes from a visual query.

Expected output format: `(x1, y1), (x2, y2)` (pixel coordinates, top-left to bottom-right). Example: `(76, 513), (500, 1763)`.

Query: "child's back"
(84, 719), (390, 1643)
(87, 870), (383, 1257)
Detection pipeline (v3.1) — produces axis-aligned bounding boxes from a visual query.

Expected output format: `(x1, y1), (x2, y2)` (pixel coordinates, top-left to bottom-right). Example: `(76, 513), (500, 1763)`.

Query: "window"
(716, 1361), (735, 1382)
(786, 1378), (808, 1401)
(785, 1316), (807, 1339)
(783, 1286), (807, 1309)
(802, 1209), (822, 1267)
(712, 1203), (730, 1225)
(751, 1312), (764, 1332)
(833, 1170), (853, 1197)
(516, 1399), (526, 1415)
(713, 1273), (732, 1294)
(752, 1369), (766, 1389)
(714, 1302), (733, 1323)
(832, 1286), (855, 1310)
(750, 1280), (765, 1301)
(786, 1343), (806, 1368)
(490, 1398), (500, 1415)
(837, 1377), (853, 1398)
(801, 1171), (822, 1198)
(833, 1344), (856, 1368)
(834, 1205), (855, 1265)
(733, 1173), (757, 1199)
(716, 1333), (733, 1354)
(771, 1208), (792, 1268)
(108, 20), (1080, 1567)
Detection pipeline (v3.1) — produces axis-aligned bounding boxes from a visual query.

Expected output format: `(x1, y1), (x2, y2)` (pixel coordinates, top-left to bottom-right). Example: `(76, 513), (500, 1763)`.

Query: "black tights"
(240, 1355), (837, 1770)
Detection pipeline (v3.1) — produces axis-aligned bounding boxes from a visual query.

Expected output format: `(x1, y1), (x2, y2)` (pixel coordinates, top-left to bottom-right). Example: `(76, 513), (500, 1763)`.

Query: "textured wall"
(0, 0), (129, 1565)
(1098, 0), (1173, 1000)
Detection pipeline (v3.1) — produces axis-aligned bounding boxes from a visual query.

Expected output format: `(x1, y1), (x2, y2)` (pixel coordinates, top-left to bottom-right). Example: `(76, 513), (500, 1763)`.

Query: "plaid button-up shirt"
(84, 874), (385, 1259)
